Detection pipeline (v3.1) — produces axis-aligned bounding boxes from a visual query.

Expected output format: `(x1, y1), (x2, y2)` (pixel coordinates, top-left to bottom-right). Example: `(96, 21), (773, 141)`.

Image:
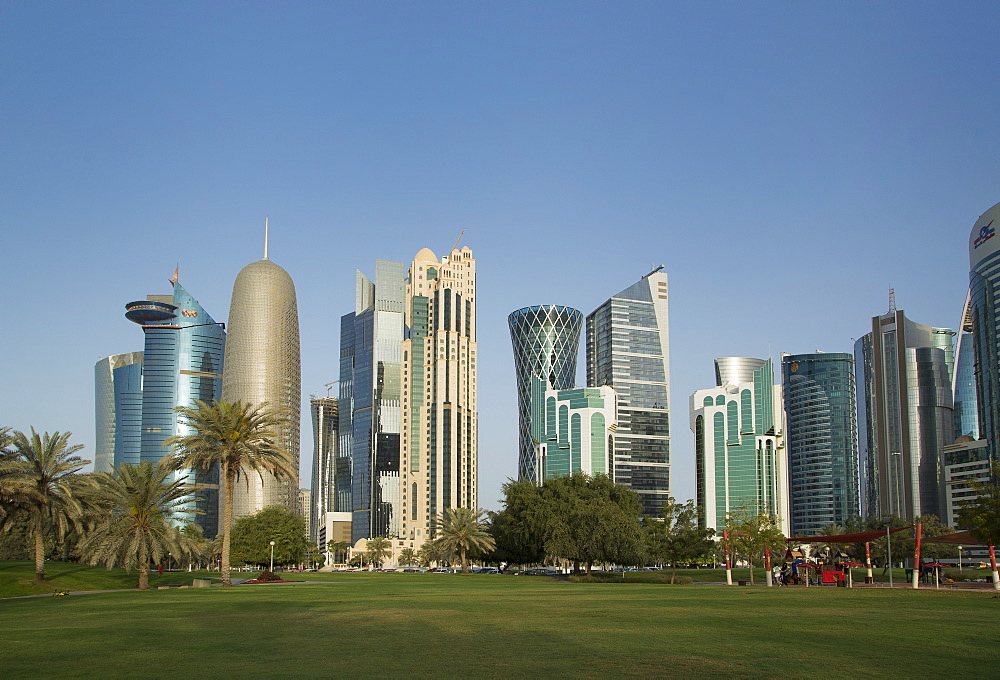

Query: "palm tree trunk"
(221, 466), (235, 587)
(461, 546), (468, 573)
(139, 564), (149, 591)
(33, 511), (46, 583)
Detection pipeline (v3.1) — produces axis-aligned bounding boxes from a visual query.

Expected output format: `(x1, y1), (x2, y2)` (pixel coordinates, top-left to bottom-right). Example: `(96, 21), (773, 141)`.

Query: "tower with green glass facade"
(586, 269), (670, 516)
(529, 375), (616, 482)
(854, 309), (955, 520)
(781, 352), (859, 536)
(691, 357), (789, 533)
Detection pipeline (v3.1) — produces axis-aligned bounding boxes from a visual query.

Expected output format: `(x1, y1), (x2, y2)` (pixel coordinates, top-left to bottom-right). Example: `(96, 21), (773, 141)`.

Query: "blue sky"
(3, 1), (999, 511)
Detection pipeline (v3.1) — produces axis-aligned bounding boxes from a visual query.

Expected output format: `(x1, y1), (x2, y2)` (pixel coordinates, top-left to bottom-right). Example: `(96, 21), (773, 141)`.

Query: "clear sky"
(3, 1), (999, 512)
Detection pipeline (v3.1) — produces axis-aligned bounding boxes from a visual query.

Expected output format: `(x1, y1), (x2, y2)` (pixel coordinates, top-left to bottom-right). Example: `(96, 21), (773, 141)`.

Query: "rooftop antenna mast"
(263, 217), (269, 260)
(888, 287), (896, 314)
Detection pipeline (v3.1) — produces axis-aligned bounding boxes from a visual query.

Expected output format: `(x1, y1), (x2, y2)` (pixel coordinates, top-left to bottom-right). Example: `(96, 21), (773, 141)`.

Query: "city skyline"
(5, 3), (999, 513)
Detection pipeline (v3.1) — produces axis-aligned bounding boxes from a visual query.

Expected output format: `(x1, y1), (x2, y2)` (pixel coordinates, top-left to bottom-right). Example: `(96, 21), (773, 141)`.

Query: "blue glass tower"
(969, 201), (1000, 459)
(781, 352), (859, 535)
(94, 351), (144, 472)
(125, 276), (225, 537)
(509, 305), (583, 482)
(953, 294), (979, 440)
(340, 262), (405, 541)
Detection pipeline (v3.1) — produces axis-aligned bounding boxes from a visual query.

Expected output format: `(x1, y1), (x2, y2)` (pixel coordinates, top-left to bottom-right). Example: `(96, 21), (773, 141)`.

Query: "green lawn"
(1, 563), (998, 678)
(0, 560), (220, 598)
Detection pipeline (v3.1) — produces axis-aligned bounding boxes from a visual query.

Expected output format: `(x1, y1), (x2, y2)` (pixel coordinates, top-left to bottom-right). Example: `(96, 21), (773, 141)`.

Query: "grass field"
(2, 562), (998, 678)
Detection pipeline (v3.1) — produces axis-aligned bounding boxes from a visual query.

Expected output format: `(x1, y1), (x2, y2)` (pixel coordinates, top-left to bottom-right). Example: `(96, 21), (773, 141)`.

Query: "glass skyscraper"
(340, 261), (405, 542)
(529, 376), (616, 482)
(781, 352), (859, 535)
(309, 396), (338, 545)
(953, 294), (979, 440)
(968, 200), (1000, 459)
(94, 351), (144, 473)
(691, 357), (789, 533)
(855, 309), (955, 520)
(587, 270), (670, 515)
(509, 305), (583, 482)
(123, 277), (225, 536)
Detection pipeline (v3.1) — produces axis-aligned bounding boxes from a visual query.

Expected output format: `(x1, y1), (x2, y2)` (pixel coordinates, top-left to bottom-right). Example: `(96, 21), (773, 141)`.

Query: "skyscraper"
(222, 234), (301, 523)
(509, 305), (583, 482)
(781, 352), (859, 535)
(339, 260), (405, 541)
(587, 269), (671, 515)
(529, 377), (616, 482)
(855, 308), (955, 520)
(94, 351), (144, 473)
(309, 395), (338, 545)
(691, 357), (789, 533)
(121, 275), (226, 536)
(400, 246), (477, 546)
(968, 200), (1000, 457)
(953, 293), (979, 440)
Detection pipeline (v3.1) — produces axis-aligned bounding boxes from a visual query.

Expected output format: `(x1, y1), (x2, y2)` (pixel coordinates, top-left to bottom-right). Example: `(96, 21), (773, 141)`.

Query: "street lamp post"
(882, 517), (893, 589)
(958, 545), (963, 571)
(269, 540), (276, 572)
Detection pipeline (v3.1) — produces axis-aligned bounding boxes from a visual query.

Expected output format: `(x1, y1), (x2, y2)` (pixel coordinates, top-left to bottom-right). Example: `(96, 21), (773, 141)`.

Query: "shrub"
(256, 570), (282, 582)
(568, 573), (693, 584)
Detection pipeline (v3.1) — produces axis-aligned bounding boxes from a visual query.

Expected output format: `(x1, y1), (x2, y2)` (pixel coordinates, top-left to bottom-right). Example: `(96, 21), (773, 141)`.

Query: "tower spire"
(170, 263), (179, 285)
(264, 217), (269, 260)
(888, 287), (897, 314)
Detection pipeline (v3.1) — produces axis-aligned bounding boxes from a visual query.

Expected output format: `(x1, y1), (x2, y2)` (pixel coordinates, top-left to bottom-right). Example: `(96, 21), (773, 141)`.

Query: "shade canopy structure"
(919, 530), (991, 546)
(786, 527), (910, 544)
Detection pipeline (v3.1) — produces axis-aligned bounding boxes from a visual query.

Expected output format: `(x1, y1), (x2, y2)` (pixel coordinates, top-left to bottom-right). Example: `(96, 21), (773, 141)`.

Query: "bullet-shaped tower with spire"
(221, 220), (302, 523)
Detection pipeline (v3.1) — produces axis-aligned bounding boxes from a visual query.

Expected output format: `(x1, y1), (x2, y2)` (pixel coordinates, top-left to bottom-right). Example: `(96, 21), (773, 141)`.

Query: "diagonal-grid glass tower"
(509, 305), (583, 482)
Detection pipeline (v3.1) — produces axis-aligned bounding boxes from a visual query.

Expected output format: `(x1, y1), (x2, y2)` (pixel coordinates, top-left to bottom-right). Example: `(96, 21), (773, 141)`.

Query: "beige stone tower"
(399, 246), (477, 548)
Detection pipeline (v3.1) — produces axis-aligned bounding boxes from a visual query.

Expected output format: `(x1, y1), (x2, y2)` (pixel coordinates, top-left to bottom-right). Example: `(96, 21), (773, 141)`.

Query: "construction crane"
(323, 381), (339, 397)
(451, 229), (465, 252)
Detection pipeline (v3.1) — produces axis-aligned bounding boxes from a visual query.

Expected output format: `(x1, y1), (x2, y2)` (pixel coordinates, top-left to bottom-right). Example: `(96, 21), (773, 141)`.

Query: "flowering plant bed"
(240, 579), (303, 584)
(240, 570), (303, 584)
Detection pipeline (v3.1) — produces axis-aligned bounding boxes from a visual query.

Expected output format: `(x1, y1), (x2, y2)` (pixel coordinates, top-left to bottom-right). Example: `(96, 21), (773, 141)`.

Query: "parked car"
(516, 568), (558, 576)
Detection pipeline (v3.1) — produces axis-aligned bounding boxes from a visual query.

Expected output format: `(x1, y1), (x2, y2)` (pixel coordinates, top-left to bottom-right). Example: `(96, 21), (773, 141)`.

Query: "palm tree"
(2, 429), (90, 583)
(79, 461), (191, 590)
(398, 547), (417, 567)
(164, 399), (294, 586)
(365, 536), (392, 569)
(434, 507), (496, 573)
(328, 540), (351, 565)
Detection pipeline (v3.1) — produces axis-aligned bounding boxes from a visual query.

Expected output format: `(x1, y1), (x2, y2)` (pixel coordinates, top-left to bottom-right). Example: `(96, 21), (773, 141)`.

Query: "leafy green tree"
(365, 536), (392, 569)
(79, 461), (190, 590)
(487, 480), (547, 570)
(398, 547), (417, 567)
(164, 399), (295, 586)
(646, 498), (716, 583)
(0, 429), (90, 583)
(958, 461), (1000, 547)
(724, 506), (785, 585)
(230, 506), (310, 567)
(434, 507), (496, 573)
(548, 497), (646, 574)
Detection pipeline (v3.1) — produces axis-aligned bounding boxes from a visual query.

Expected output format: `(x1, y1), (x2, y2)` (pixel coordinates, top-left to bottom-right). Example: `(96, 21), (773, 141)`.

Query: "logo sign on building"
(974, 220), (995, 249)
(181, 309), (199, 318)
